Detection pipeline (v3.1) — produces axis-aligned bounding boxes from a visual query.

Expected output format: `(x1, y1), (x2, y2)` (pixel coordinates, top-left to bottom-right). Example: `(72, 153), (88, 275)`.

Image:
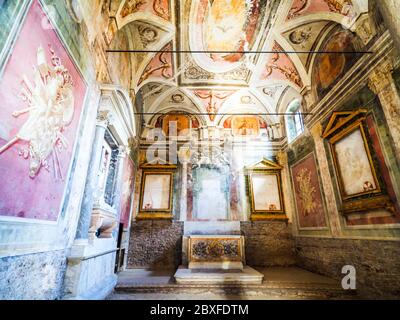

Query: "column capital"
(96, 110), (111, 127)
(368, 60), (394, 94)
(117, 145), (128, 158)
(276, 150), (288, 166)
(178, 147), (191, 164)
(310, 122), (323, 139)
(128, 137), (139, 149)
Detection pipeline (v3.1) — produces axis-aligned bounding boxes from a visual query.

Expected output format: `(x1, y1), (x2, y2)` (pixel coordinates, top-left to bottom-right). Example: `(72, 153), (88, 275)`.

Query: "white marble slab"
(174, 266), (264, 284)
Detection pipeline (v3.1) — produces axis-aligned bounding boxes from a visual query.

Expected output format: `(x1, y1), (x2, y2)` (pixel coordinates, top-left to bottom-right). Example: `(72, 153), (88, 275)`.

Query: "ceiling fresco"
(189, 0), (266, 73)
(110, 0), (369, 125)
(287, 0), (357, 21)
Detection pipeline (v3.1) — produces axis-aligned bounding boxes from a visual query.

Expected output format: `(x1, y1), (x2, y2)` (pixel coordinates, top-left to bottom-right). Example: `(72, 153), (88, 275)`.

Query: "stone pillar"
(368, 61), (400, 163)
(310, 123), (342, 237)
(178, 147), (190, 221)
(110, 145), (128, 239)
(377, 0), (400, 51)
(276, 150), (295, 226)
(75, 111), (110, 239)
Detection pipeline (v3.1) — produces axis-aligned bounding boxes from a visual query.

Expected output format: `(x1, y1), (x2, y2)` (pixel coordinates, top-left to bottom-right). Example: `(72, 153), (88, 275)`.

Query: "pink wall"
(0, 1), (86, 221)
(119, 157), (135, 227)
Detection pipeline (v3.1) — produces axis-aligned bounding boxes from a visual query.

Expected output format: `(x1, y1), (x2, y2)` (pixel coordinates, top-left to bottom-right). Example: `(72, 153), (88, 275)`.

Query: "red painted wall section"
(345, 116), (400, 226)
(119, 157), (135, 227)
(0, 0), (86, 221)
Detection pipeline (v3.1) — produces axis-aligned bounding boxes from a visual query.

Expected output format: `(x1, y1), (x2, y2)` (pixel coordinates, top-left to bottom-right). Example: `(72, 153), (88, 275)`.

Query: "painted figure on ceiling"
(205, 0), (248, 62)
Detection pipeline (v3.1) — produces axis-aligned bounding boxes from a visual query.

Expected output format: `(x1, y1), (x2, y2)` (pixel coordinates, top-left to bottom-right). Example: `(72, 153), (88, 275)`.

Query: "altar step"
(109, 267), (358, 300)
(174, 266), (264, 284)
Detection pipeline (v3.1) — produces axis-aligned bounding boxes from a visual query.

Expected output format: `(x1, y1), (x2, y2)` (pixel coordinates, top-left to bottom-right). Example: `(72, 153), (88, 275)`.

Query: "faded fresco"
(333, 128), (378, 198)
(314, 29), (360, 98)
(291, 153), (327, 229)
(345, 115), (400, 226)
(0, 1), (86, 221)
(231, 116), (260, 137)
(162, 114), (191, 137)
(251, 173), (281, 211)
(192, 166), (230, 220)
(141, 173), (171, 210)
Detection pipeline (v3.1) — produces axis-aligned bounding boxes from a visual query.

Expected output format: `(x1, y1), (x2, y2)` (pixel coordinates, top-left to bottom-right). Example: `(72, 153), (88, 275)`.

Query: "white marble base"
(184, 221), (241, 235)
(189, 261), (244, 270)
(174, 266), (264, 284)
(63, 238), (118, 300)
(64, 274), (117, 300)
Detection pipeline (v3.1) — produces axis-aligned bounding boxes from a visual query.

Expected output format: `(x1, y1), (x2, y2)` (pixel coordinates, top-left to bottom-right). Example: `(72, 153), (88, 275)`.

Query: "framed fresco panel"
(0, 0), (87, 222)
(246, 159), (286, 220)
(322, 110), (394, 215)
(291, 153), (327, 230)
(330, 122), (380, 200)
(250, 173), (282, 212)
(138, 165), (176, 219)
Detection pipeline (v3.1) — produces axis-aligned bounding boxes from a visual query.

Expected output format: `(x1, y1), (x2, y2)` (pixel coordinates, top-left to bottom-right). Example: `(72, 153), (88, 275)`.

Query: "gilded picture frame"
(322, 110), (394, 215)
(329, 120), (381, 201)
(246, 159), (286, 221)
(137, 164), (176, 220)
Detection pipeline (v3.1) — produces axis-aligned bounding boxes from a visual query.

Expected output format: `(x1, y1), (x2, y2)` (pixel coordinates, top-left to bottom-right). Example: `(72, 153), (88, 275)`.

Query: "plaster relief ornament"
(0, 46), (74, 179)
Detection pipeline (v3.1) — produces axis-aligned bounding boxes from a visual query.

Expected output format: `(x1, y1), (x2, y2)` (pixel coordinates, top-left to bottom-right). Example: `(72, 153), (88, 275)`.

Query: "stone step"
(114, 280), (356, 300)
(113, 286), (355, 300)
(174, 266), (264, 284)
(112, 267), (359, 300)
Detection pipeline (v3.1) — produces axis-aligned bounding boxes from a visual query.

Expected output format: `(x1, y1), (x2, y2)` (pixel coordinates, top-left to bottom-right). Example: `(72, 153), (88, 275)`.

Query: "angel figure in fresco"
(0, 45), (74, 179)
(205, 0), (248, 62)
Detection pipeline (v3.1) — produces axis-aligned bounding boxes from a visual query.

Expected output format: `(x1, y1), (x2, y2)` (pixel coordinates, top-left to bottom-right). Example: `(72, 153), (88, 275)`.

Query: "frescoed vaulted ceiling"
(105, 0), (373, 127)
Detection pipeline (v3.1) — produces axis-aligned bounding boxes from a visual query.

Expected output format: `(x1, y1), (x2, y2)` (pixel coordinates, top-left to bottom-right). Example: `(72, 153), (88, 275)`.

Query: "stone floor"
(108, 267), (358, 300)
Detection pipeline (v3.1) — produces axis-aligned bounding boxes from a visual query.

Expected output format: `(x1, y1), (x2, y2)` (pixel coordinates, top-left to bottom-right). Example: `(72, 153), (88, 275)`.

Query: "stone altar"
(187, 235), (244, 270)
(174, 222), (264, 284)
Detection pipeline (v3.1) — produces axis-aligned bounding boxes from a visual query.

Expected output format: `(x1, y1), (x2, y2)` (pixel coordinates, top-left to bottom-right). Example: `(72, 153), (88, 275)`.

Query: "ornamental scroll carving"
(0, 46), (74, 179)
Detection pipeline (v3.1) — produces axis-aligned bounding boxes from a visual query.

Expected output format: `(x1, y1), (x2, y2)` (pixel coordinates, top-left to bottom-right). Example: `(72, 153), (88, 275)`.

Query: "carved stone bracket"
(89, 207), (118, 240)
